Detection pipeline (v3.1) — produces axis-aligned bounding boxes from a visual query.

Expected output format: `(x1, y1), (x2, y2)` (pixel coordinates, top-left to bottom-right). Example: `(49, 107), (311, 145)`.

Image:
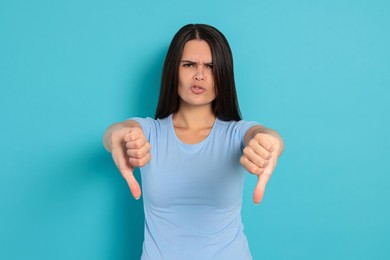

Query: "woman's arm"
(241, 125), (284, 204)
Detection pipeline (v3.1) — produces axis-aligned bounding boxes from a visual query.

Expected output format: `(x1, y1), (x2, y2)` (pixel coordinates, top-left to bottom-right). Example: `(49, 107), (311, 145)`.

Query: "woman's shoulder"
(216, 117), (259, 128)
(130, 114), (172, 130)
(215, 117), (261, 137)
(131, 114), (171, 123)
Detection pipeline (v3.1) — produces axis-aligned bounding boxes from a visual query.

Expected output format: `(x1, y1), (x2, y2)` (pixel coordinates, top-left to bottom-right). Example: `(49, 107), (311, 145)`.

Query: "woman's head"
(155, 24), (241, 121)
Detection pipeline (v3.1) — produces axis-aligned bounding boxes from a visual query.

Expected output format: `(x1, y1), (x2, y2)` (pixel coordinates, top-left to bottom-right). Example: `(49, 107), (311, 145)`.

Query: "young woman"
(103, 24), (284, 260)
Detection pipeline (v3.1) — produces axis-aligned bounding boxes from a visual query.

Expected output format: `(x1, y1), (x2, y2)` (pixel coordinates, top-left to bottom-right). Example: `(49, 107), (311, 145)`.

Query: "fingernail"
(135, 196), (141, 200)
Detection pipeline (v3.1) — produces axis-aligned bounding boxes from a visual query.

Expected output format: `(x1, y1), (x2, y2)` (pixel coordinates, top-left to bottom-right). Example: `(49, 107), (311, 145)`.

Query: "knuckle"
(251, 166), (259, 174)
(133, 141), (141, 149)
(248, 139), (257, 147)
(128, 157), (136, 165)
(129, 126), (137, 133)
(255, 160), (264, 168)
(243, 147), (252, 155)
(263, 160), (269, 167)
(135, 150), (143, 158)
(240, 156), (246, 164)
(258, 159), (268, 167)
(254, 133), (263, 140)
(131, 158), (141, 167)
(134, 127), (142, 133)
(124, 133), (132, 142)
(146, 142), (151, 151)
(144, 154), (151, 165)
(138, 157), (147, 167)
(128, 157), (134, 165)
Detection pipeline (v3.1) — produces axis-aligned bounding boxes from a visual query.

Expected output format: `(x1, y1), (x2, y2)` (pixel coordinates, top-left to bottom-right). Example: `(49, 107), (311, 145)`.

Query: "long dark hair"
(155, 24), (241, 121)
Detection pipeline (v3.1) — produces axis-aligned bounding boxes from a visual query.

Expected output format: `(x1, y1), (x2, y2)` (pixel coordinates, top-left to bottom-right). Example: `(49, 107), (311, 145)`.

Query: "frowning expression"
(178, 40), (216, 108)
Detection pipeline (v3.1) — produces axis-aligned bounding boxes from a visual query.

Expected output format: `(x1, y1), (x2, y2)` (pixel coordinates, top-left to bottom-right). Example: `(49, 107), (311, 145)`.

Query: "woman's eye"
(183, 63), (194, 67)
(206, 64), (213, 69)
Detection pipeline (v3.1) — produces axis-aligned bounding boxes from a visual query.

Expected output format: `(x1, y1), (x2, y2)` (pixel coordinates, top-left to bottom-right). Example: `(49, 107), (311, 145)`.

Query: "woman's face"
(178, 40), (216, 109)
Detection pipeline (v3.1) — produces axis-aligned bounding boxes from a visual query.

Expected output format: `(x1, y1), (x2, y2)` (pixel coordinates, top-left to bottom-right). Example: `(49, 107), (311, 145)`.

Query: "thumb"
(253, 173), (270, 205)
(124, 171), (142, 200)
(112, 146), (142, 200)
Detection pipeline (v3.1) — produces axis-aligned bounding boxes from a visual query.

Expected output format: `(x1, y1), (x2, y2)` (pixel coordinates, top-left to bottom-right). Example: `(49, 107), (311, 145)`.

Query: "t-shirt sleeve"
(129, 117), (156, 142)
(234, 120), (262, 149)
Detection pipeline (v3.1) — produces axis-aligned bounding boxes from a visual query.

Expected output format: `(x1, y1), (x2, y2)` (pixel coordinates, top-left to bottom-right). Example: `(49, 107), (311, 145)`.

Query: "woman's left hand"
(240, 128), (283, 205)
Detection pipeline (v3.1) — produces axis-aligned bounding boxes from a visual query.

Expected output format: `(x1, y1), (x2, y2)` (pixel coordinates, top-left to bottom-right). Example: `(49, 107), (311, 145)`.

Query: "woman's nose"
(194, 67), (205, 80)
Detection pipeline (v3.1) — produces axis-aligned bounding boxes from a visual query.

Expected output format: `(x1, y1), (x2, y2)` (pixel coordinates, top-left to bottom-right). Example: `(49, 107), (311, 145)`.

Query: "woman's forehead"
(181, 40), (212, 62)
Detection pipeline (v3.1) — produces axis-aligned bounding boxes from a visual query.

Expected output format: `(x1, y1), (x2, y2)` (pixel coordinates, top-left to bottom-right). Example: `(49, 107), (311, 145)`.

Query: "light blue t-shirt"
(132, 114), (259, 260)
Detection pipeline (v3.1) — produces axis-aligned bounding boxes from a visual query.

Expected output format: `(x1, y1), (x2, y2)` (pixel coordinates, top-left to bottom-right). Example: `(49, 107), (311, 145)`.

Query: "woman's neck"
(173, 105), (215, 130)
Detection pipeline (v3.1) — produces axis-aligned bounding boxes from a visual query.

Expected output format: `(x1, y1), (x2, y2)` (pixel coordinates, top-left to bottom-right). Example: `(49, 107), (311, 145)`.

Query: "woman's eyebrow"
(181, 60), (196, 63)
(180, 60), (213, 64)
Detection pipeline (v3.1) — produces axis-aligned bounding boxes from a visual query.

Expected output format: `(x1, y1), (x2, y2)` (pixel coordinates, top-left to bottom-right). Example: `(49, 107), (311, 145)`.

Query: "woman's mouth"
(191, 85), (206, 94)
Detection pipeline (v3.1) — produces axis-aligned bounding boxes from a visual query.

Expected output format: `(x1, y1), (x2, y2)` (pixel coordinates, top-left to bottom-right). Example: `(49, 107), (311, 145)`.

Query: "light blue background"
(1, 0), (389, 259)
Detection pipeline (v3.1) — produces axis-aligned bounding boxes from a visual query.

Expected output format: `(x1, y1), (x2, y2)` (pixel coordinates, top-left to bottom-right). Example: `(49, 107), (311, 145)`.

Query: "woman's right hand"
(109, 125), (151, 200)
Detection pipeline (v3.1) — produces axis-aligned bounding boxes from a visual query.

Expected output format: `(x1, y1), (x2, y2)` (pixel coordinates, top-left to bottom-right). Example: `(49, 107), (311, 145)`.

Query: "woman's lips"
(191, 85), (206, 94)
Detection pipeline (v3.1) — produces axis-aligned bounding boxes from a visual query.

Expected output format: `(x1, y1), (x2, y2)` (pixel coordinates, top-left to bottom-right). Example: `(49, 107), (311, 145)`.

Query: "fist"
(110, 126), (151, 199)
(240, 132), (280, 204)
(123, 127), (151, 168)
